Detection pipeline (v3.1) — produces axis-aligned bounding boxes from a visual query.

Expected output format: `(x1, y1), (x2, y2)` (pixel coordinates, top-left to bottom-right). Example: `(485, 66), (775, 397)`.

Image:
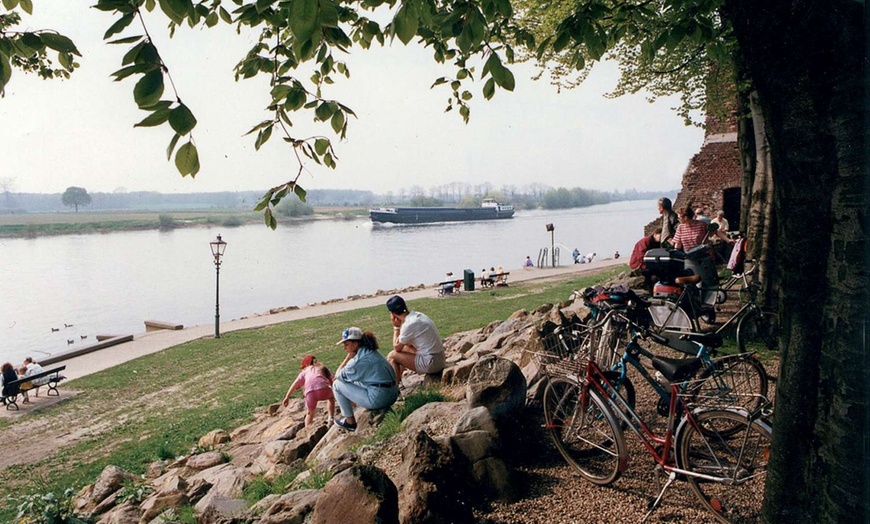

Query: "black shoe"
(334, 417), (357, 431)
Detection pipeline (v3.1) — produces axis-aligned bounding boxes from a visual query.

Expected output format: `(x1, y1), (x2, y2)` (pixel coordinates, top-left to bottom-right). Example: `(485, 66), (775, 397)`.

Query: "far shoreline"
(0, 207), (370, 239)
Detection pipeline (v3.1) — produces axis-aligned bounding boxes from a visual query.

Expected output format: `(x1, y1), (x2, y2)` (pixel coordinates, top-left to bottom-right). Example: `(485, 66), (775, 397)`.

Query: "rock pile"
(72, 283), (615, 524)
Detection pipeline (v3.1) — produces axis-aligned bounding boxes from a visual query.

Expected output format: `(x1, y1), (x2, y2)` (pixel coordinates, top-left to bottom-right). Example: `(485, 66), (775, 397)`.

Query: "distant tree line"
(0, 185), (671, 213)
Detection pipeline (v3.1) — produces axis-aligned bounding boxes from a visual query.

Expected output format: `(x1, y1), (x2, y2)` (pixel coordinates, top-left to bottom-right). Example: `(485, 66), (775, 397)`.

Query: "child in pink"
(283, 355), (335, 426)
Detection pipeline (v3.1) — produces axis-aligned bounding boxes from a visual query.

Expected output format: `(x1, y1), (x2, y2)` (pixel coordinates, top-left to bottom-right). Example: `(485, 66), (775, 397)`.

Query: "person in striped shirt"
(671, 206), (709, 252)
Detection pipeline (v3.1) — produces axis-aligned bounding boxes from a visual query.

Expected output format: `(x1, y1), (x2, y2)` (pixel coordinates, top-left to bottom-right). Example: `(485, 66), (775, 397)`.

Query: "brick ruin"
(645, 109), (743, 235)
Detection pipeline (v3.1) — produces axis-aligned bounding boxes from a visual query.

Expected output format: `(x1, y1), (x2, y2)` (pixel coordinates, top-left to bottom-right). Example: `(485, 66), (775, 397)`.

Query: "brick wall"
(644, 125), (742, 236)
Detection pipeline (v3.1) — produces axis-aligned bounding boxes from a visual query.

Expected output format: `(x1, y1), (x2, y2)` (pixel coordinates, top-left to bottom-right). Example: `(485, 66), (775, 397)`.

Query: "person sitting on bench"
(1, 362), (20, 406)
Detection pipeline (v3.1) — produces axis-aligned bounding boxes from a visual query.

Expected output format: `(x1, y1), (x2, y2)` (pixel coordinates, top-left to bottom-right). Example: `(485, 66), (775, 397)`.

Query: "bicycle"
(540, 335), (773, 523)
(537, 309), (769, 434)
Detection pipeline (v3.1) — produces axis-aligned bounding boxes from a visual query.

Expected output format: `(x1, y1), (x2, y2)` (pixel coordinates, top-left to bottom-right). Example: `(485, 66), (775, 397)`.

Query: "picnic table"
(1, 366), (67, 411)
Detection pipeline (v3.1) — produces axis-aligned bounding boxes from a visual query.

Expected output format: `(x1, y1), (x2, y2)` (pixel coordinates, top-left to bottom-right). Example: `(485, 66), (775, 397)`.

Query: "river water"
(0, 199), (655, 364)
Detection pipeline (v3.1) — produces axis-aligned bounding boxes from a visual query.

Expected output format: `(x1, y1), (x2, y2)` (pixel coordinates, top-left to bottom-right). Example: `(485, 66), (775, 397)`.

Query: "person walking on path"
(332, 327), (398, 431)
(282, 354), (335, 426)
(386, 295), (446, 381)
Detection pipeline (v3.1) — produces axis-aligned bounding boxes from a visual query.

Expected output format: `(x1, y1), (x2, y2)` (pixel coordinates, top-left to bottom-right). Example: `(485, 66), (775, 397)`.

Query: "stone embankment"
(71, 277), (635, 524)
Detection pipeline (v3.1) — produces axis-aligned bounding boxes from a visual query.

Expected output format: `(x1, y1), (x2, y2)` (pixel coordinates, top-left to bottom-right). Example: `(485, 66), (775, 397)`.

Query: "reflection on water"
(0, 200), (656, 363)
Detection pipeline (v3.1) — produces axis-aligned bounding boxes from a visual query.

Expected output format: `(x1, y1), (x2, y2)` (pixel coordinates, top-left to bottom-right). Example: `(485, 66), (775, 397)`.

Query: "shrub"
(221, 216), (242, 227)
(13, 488), (92, 524)
(296, 468), (333, 490)
(242, 469), (301, 503)
(156, 441), (175, 460)
(158, 214), (175, 229)
(115, 478), (154, 504)
(276, 199), (314, 217)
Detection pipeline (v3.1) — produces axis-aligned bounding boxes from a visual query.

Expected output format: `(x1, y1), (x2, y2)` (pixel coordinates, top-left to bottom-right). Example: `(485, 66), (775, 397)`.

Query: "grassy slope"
(0, 267), (622, 518)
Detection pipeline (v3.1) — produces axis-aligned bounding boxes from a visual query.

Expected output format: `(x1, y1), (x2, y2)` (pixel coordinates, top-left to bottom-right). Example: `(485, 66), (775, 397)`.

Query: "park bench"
(437, 279), (462, 297)
(1, 366), (67, 411)
(494, 271), (510, 286)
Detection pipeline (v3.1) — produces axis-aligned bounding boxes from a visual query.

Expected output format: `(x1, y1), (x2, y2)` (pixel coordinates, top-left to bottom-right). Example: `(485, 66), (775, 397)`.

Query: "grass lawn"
(0, 264), (776, 520)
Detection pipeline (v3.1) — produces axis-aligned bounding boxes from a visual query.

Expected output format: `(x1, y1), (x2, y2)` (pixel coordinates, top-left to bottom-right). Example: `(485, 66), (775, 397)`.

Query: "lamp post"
(545, 223), (555, 267)
(210, 234), (227, 338)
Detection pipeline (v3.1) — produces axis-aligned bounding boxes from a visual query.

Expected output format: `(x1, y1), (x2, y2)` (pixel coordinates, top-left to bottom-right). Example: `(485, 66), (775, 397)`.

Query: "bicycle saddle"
(651, 355), (703, 383)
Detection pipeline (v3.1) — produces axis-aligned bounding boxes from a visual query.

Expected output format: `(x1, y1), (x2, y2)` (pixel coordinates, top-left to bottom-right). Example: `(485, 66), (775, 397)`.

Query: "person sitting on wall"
(523, 256), (534, 269)
(572, 248), (581, 264)
(386, 295), (446, 381)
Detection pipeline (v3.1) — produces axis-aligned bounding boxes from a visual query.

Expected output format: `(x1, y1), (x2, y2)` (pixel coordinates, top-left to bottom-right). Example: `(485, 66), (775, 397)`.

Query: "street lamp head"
(545, 223), (555, 232)
(210, 234), (227, 262)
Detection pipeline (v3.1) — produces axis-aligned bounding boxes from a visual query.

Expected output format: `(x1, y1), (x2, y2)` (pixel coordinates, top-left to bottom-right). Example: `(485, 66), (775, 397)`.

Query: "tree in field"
(61, 186), (91, 212)
(2, 1), (866, 522)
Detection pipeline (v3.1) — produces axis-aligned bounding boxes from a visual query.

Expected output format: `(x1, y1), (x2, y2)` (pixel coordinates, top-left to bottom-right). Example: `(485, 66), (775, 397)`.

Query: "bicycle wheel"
(737, 309), (779, 353)
(693, 354), (769, 420)
(542, 378), (626, 485)
(676, 410), (772, 524)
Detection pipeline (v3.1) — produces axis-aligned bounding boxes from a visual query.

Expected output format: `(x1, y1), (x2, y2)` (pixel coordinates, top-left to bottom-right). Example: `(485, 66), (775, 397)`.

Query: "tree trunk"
(722, 1), (868, 523)
(745, 91), (776, 303)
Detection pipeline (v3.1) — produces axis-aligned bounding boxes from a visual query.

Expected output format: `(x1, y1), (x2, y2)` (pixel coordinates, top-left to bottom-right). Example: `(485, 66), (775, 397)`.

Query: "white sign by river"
(0, 199), (656, 365)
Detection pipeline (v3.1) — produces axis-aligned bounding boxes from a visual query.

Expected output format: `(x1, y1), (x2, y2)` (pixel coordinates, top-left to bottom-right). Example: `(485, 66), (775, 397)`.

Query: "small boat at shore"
(369, 198), (515, 224)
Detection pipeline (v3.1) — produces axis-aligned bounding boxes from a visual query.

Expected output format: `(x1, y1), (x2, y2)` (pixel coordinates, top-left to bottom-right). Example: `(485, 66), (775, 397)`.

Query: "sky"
(0, 3), (705, 196)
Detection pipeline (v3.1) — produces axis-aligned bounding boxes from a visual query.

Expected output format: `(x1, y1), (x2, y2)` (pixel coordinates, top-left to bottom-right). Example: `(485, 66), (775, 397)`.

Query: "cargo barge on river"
(369, 199), (515, 224)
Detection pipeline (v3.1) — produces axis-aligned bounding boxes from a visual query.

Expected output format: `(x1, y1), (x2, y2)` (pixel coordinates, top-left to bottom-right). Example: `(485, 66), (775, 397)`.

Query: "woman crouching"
(332, 327), (399, 431)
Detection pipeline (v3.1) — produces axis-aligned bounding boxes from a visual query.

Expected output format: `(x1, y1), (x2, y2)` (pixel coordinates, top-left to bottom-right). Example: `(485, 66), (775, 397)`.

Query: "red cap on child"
(300, 355), (315, 369)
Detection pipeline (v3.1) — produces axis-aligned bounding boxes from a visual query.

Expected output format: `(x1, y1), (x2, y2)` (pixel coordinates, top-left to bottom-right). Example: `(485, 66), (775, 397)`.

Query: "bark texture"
(722, 1), (868, 522)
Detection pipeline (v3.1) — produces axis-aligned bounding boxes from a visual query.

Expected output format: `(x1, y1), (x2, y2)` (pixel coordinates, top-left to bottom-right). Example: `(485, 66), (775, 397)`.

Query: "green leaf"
(133, 70), (164, 108)
(175, 141), (200, 177)
(0, 52), (11, 96)
(19, 0), (32, 14)
(330, 110), (345, 134)
(314, 102), (335, 122)
(289, 0), (320, 43)
(1, 0), (17, 9)
(104, 13), (136, 40)
(394, 3), (418, 45)
(134, 107), (171, 127)
(205, 12), (219, 27)
(482, 77), (495, 100)
(219, 6), (232, 23)
(158, 0), (187, 24)
(109, 35), (145, 45)
(254, 125), (273, 150)
(285, 88), (307, 111)
(256, 0), (273, 13)
(264, 208), (278, 229)
(168, 103), (197, 135)
(314, 138), (329, 155)
(40, 32), (81, 56)
(166, 133), (181, 160)
(58, 52), (73, 70)
(294, 184), (307, 202)
(112, 63), (157, 81)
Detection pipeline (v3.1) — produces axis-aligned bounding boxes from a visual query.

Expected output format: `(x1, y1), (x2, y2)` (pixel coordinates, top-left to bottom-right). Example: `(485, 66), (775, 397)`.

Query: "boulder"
(195, 494), (248, 523)
(441, 359), (477, 386)
(452, 406), (498, 437)
(255, 489), (320, 524)
(94, 501), (140, 524)
(471, 456), (514, 500)
(198, 429), (231, 449)
(312, 465), (399, 524)
(92, 465), (138, 505)
(263, 422), (328, 465)
(394, 430), (473, 524)
(187, 451), (226, 470)
(451, 430), (497, 463)
(465, 356), (527, 422)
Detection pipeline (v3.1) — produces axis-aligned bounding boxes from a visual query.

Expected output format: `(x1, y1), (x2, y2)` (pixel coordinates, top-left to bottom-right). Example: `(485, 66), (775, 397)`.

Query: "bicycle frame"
(583, 360), (745, 484)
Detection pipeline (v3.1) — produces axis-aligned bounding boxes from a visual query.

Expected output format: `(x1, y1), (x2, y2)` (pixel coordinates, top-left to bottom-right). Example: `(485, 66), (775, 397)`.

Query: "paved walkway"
(51, 260), (624, 381)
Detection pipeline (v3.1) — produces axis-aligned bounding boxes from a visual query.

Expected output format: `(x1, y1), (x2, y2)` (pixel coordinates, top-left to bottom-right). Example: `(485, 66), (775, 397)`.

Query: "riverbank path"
(52, 260), (624, 381)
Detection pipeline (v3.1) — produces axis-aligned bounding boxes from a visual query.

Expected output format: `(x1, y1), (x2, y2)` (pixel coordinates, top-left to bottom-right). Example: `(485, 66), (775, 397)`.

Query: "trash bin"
(463, 269), (475, 292)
